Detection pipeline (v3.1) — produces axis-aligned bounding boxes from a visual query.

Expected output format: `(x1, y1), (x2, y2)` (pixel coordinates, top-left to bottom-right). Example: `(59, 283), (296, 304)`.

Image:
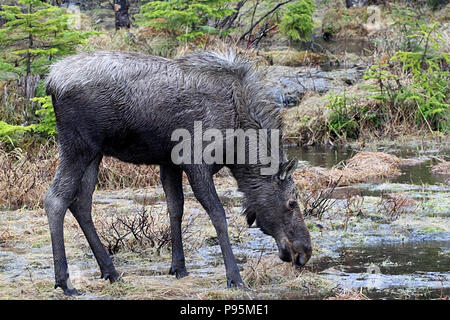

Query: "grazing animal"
(44, 50), (312, 295)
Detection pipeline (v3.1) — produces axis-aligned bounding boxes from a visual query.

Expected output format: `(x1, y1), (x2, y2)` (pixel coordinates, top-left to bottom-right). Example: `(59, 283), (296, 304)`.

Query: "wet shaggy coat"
(44, 50), (311, 295)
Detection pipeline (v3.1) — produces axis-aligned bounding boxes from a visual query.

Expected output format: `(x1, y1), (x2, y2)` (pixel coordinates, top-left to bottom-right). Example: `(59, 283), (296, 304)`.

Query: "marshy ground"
(0, 140), (448, 300)
(0, 0), (449, 301)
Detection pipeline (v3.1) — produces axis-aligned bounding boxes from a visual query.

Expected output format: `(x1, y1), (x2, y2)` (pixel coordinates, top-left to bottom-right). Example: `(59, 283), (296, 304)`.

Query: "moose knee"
(44, 190), (68, 221)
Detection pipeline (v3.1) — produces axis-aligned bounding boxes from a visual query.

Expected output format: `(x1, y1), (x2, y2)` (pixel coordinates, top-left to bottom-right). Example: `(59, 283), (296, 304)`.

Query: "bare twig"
(238, 0), (292, 43)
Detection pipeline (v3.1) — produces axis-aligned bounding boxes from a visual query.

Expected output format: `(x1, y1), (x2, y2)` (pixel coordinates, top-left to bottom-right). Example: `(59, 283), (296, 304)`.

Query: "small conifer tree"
(136, 0), (234, 41)
(0, 0), (94, 143)
(0, 0), (93, 80)
(279, 0), (315, 42)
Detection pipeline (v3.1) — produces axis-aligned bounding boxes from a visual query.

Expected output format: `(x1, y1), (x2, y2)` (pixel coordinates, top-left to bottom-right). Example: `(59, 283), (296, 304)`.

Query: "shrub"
(364, 22), (449, 133)
(322, 20), (449, 142)
(326, 93), (359, 140)
(0, 145), (58, 210)
(96, 205), (197, 256)
(0, 95), (56, 147)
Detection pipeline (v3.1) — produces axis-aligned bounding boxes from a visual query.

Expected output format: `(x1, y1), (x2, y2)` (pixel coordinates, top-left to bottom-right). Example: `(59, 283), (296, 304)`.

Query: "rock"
(60, 0), (103, 10)
(346, 0), (366, 7)
(264, 66), (330, 107)
(263, 65), (365, 108)
(346, 0), (387, 8)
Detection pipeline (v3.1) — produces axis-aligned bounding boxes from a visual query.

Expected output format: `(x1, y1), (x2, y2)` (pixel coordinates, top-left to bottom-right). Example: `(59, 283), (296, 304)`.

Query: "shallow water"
(334, 241), (450, 275)
(286, 144), (450, 298)
(288, 144), (450, 186)
(287, 145), (355, 168)
(319, 241), (450, 299)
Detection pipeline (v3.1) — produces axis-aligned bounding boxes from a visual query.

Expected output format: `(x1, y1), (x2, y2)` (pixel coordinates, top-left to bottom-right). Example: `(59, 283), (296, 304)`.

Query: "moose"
(44, 50), (312, 295)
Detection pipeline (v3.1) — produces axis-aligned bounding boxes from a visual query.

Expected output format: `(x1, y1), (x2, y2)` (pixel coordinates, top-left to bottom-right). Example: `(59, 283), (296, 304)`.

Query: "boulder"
(346, 0), (387, 8)
(263, 65), (365, 108)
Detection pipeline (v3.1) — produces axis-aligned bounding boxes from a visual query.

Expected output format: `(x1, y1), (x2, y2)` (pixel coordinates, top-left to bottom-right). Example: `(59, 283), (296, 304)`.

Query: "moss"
(419, 226), (446, 234)
(306, 221), (320, 232)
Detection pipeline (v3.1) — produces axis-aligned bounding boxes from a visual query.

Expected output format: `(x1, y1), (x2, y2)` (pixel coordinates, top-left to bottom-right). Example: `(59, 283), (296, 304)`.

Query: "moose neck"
(228, 164), (273, 202)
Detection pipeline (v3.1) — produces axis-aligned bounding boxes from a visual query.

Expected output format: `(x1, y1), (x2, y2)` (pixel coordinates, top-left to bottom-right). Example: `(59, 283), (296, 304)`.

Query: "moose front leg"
(185, 166), (245, 288)
(160, 165), (188, 278)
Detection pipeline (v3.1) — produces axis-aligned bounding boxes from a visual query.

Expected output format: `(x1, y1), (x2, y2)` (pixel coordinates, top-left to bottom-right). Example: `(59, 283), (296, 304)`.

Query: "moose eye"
(288, 200), (297, 210)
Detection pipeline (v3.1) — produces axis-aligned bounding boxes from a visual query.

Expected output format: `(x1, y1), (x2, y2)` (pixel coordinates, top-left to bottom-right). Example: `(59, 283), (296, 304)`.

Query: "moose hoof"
(101, 271), (121, 283)
(55, 280), (82, 296)
(169, 266), (189, 279)
(226, 279), (248, 291)
(62, 287), (82, 296)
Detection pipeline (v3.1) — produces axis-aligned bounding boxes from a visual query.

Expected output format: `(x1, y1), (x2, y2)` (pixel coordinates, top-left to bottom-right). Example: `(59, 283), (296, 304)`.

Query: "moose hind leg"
(44, 155), (93, 296)
(69, 156), (120, 283)
(160, 165), (188, 278)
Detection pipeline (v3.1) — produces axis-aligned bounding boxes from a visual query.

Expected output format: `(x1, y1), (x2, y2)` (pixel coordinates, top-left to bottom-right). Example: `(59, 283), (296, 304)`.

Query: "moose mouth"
(294, 252), (310, 268)
(278, 240), (311, 269)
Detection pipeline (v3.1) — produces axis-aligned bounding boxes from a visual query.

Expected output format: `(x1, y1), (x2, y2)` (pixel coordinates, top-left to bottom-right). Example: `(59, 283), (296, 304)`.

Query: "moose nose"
(293, 241), (312, 268)
(303, 244), (312, 256)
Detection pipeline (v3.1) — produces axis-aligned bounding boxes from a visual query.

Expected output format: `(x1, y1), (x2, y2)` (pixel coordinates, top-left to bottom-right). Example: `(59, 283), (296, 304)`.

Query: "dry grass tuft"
(345, 151), (401, 173)
(294, 167), (331, 191)
(0, 146), (160, 210)
(293, 151), (403, 219)
(0, 146), (57, 210)
(283, 95), (331, 146)
(335, 151), (402, 183)
(294, 151), (402, 190)
(0, 229), (13, 244)
(98, 157), (160, 190)
(243, 255), (300, 288)
(430, 160), (450, 176)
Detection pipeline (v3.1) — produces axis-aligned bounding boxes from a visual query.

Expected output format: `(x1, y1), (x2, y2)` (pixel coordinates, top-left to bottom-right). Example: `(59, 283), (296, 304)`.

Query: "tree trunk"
(114, 0), (130, 30)
(238, 0), (292, 44)
(0, 5), (6, 28)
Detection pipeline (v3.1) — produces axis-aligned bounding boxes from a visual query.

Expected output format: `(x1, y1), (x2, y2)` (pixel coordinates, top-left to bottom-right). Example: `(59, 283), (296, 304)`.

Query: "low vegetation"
(284, 1), (448, 145)
(430, 160), (450, 175)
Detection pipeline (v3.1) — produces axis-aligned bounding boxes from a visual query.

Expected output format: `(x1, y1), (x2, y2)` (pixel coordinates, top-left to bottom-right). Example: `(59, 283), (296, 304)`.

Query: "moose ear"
(245, 209), (256, 227)
(278, 158), (298, 181)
